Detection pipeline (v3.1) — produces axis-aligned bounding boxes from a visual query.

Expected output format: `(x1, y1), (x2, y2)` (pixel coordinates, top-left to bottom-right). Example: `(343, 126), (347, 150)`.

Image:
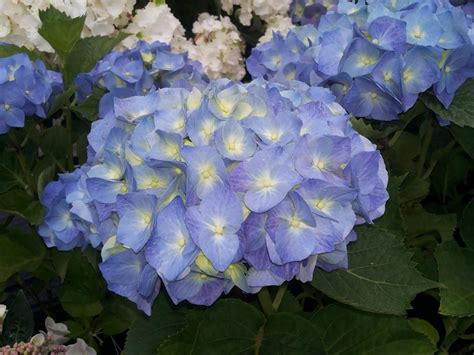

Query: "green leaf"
(461, 200), (474, 248)
(309, 304), (436, 355)
(64, 33), (129, 85)
(421, 79), (474, 128)
(1, 291), (34, 346)
(35, 165), (56, 198)
(95, 296), (139, 336)
(0, 190), (44, 225)
(409, 318), (440, 346)
(0, 152), (25, 193)
(156, 311), (205, 355)
(402, 205), (457, 242)
(260, 312), (324, 354)
(400, 176), (430, 203)
(46, 87), (74, 118)
(0, 229), (46, 283)
(450, 125), (474, 159)
(350, 117), (401, 140)
(38, 6), (85, 60)
(59, 251), (106, 318)
(185, 299), (265, 354)
(71, 87), (105, 121)
(312, 225), (438, 315)
(0, 44), (42, 61)
(157, 299), (323, 355)
(124, 294), (188, 355)
(436, 241), (474, 317)
(375, 174), (406, 233)
(386, 132), (421, 174)
(37, 126), (68, 165)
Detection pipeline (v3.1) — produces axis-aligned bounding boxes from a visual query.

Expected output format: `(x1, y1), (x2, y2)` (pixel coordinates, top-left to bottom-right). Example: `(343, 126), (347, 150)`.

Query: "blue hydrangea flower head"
(40, 76), (389, 312)
(250, 0), (474, 119)
(0, 52), (63, 134)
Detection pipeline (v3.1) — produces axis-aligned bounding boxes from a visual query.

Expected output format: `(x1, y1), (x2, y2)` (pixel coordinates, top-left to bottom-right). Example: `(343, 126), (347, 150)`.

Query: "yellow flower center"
(288, 216), (301, 228)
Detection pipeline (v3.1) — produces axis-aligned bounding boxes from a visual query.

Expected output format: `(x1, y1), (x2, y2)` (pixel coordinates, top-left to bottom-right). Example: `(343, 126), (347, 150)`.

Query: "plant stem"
(65, 109), (74, 170)
(257, 288), (274, 316)
(272, 284), (287, 312)
(8, 131), (36, 196)
(416, 121), (433, 178)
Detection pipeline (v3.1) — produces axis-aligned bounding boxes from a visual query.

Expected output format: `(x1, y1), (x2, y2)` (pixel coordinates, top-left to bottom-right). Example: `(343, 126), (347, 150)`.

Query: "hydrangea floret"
(0, 52), (63, 134)
(248, 0), (474, 120)
(40, 43), (388, 313)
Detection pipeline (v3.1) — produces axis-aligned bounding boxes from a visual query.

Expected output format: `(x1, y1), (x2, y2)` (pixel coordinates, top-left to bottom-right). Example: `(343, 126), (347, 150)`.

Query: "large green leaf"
(402, 205), (457, 242)
(436, 241), (474, 317)
(259, 312), (324, 354)
(421, 79), (474, 128)
(312, 226), (438, 315)
(156, 311), (205, 355)
(63, 33), (128, 85)
(450, 126), (474, 159)
(0, 291), (34, 346)
(38, 6), (85, 61)
(375, 174), (405, 233)
(309, 304), (436, 355)
(95, 296), (139, 336)
(0, 229), (46, 283)
(59, 251), (106, 318)
(156, 299), (323, 355)
(186, 299), (265, 355)
(124, 294), (188, 355)
(460, 200), (474, 248)
(0, 190), (44, 225)
(0, 152), (25, 193)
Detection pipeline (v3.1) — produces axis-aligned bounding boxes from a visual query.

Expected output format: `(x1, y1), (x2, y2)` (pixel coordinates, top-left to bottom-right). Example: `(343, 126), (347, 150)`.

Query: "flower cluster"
(247, 0), (474, 120)
(221, 0), (293, 26)
(0, 53), (63, 134)
(40, 74), (388, 313)
(119, 2), (188, 51)
(74, 41), (208, 104)
(0, 0), (135, 52)
(290, 0), (337, 25)
(0, 315), (95, 355)
(184, 13), (246, 80)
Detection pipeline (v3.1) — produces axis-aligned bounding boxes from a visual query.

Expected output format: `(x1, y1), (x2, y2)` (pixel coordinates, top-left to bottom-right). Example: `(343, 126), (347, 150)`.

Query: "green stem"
(416, 121), (434, 178)
(65, 109), (74, 170)
(388, 129), (404, 148)
(421, 140), (456, 180)
(439, 318), (474, 355)
(8, 132), (36, 196)
(257, 288), (275, 316)
(272, 284), (287, 312)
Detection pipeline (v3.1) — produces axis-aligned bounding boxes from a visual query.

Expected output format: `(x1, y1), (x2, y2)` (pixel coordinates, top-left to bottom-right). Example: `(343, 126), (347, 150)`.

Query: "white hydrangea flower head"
(258, 15), (294, 43)
(0, 304), (6, 333)
(120, 2), (187, 50)
(0, 0), (135, 52)
(187, 13), (246, 80)
(221, 0), (292, 26)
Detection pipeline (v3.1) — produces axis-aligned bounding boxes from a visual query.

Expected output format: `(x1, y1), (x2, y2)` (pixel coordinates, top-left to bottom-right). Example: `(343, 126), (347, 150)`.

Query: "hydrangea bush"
(248, 0), (474, 120)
